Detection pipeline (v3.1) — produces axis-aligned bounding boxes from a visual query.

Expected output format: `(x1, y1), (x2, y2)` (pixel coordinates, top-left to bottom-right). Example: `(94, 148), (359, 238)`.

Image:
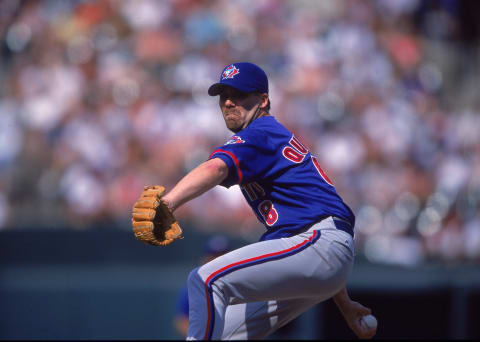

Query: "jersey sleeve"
(209, 131), (275, 188)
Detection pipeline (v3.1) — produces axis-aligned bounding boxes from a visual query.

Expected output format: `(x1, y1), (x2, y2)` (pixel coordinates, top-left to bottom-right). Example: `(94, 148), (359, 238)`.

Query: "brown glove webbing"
(132, 185), (183, 246)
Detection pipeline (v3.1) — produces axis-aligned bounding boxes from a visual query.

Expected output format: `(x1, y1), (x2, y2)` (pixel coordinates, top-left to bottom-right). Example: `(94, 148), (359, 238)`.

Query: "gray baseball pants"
(186, 216), (355, 340)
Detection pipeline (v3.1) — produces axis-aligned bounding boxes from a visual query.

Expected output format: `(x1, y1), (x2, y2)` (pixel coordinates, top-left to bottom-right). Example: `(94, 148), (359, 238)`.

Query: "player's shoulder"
(245, 116), (290, 139)
(236, 117), (274, 147)
(221, 116), (291, 149)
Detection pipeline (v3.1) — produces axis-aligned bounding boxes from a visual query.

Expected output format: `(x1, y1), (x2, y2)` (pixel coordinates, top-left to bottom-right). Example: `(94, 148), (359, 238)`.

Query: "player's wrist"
(162, 195), (176, 212)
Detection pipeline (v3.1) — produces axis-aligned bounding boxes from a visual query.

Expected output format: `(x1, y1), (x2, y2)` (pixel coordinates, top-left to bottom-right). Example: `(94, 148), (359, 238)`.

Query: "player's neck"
(237, 107), (271, 133)
(256, 110), (270, 119)
(245, 110), (270, 128)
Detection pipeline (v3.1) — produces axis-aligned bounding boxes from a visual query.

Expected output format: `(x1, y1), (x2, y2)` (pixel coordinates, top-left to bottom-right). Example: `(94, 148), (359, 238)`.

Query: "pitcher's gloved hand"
(132, 185), (183, 246)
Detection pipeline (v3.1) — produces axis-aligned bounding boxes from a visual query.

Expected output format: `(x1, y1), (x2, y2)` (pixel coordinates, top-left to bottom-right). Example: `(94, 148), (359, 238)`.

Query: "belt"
(332, 217), (354, 238)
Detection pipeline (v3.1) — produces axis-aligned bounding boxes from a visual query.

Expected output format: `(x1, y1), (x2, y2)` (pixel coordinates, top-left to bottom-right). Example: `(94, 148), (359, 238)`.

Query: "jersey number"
(258, 200), (278, 226)
(312, 156), (334, 186)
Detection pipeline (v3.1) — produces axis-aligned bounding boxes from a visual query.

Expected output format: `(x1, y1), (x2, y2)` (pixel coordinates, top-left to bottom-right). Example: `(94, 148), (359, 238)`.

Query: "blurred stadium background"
(1, 0), (479, 339)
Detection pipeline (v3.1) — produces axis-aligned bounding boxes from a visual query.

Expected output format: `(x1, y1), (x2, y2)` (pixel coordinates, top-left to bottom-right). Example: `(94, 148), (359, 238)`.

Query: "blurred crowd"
(0, 0), (479, 265)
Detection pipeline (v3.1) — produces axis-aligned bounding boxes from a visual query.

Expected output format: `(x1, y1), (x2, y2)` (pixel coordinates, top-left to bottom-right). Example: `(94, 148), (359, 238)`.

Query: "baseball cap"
(208, 62), (269, 96)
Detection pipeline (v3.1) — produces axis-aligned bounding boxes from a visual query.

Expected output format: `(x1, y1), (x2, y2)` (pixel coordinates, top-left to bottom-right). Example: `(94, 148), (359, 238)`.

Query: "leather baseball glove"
(131, 185), (183, 246)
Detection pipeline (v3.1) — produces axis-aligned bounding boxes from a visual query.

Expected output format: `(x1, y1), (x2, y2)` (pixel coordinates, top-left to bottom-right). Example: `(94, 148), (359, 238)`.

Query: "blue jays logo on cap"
(222, 65), (240, 80)
(208, 62), (269, 96)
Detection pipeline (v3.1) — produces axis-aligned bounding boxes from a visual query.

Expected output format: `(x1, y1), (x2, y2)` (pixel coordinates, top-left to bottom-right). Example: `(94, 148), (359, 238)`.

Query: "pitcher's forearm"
(333, 287), (350, 312)
(163, 158), (228, 211)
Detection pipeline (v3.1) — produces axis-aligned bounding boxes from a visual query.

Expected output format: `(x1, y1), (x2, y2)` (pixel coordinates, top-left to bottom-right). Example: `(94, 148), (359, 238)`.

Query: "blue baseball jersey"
(209, 116), (355, 241)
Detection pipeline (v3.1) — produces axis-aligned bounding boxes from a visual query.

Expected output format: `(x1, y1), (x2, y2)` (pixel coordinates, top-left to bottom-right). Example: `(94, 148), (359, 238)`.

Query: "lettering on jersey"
(312, 156), (334, 186)
(242, 182), (266, 201)
(251, 182), (265, 197)
(282, 134), (334, 186)
(282, 147), (305, 163)
(290, 136), (308, 154)
(282, 135), (308, 163)
(258, 200), (278, 226)
(225, 135), (245, 145)
(222, 65), (240, 80)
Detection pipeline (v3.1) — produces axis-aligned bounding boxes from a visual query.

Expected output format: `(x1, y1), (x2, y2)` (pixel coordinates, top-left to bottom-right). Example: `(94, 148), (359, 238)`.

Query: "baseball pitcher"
(131, 62), (377, 340)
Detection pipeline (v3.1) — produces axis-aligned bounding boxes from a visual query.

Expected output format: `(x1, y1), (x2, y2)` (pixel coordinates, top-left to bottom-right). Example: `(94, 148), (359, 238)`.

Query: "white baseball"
(360, 314), (377, 330)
